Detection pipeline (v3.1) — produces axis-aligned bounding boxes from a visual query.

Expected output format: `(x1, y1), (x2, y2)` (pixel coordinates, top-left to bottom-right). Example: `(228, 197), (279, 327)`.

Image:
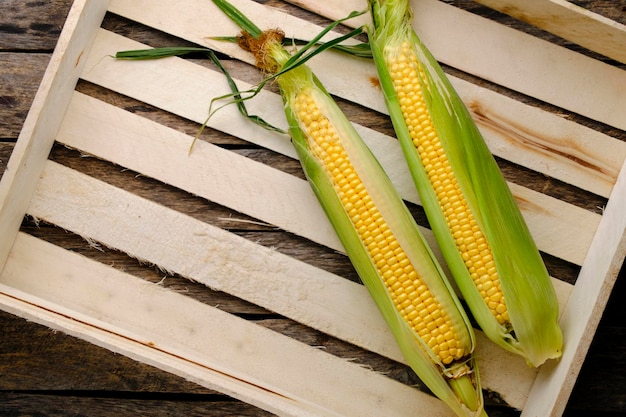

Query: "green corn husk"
(366, 0), (563, 367)
(212, 1), (488, 415)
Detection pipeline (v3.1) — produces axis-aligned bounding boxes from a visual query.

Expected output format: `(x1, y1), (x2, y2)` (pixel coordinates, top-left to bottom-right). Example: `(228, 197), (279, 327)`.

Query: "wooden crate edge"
(0, 0), (110, 272)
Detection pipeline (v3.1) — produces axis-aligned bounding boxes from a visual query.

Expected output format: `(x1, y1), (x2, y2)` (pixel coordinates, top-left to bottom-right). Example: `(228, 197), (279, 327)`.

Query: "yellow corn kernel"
(387, 42), (509, 325)
(293, 91), (466, 364)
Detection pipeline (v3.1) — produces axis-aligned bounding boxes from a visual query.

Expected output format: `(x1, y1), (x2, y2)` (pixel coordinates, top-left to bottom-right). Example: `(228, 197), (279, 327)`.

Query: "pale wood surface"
(0, 1), (625, 416)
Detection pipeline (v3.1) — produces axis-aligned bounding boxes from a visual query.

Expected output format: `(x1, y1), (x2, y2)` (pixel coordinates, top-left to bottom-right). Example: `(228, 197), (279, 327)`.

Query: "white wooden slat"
(286, 0), (626, 131)
(52, 93), (577, 312)
(0, 232), (451, 417)
(88, 15), (626, 199)
(0, 0), (109, 273)
(289, 0), (626, 66)
(28, 160), (560, 410)
(523, 155), (626, 416)
(78, 42), (602, 266)
(474, 0), (626, 65)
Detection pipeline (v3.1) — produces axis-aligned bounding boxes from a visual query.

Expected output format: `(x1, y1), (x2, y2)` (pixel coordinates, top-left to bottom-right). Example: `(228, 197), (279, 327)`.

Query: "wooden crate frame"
(1, 0), (625, 415)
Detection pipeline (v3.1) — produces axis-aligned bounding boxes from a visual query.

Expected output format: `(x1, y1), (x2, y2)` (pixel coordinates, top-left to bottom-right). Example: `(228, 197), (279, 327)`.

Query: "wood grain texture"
(0, 54), (49, 138)
(0, 0), (624, 416)
(0, 0), (72, 51)
(0, 391), (275, 417)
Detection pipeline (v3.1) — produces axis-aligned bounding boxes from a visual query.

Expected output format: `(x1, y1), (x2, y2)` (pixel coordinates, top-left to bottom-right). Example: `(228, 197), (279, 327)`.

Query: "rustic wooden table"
(1, 1), (625, 416)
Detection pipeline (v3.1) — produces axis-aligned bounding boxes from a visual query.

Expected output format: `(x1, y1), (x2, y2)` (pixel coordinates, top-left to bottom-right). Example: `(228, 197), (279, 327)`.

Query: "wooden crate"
(0, 0), (624, 415)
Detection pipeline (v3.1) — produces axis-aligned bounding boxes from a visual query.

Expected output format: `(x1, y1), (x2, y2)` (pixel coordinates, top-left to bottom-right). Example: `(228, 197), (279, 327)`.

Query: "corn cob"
(292, 89), (469, 366)
(366, 0), (562, 367)
(259, 37), (486, 417)
(211, 1), (488, 414)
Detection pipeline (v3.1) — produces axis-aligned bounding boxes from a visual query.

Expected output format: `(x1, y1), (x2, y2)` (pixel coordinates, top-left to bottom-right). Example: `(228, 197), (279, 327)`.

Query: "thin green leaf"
(210, 0), (367, 71)
(211, 0), (263, 38)
(115, 45), (285, 149)
(210, 35), (239, 43)
(280, 26), (366, 74)
(115, 47), (212, 60)
(191, 49), (287, 152)
(328, 42), (372, 58)
(281, 11), (366, 69)
(205, 50), (286, 133)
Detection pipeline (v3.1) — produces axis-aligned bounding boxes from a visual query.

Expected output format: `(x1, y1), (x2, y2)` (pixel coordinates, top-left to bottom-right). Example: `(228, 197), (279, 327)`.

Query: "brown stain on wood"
(74, 50), (83, 68)
(468, 100), (614, 180)
(511, 193), (551, 216)
(368, 76), (381, 90)
(500, 5), (563, 29)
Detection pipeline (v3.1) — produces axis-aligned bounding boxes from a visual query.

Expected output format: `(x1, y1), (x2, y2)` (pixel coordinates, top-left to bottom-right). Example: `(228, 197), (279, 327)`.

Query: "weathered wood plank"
(0, 143), (15, 174)
(0, 0), (73, 51)
(567, 325), (626, 414)
(0, 308), (212, 393)
(0, 392), (274, 417)
(0, 54), (50, 138)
